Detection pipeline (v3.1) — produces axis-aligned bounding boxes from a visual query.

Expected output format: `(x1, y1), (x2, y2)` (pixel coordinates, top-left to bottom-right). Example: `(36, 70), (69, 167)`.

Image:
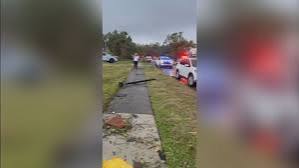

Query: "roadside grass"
(144, 64), (198, 168)
(103, 61), (132, 109)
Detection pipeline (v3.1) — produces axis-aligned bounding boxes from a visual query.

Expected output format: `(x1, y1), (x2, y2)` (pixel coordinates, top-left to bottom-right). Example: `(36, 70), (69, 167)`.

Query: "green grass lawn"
(103, 61), (132, 108)
(144, 64), (198, 168)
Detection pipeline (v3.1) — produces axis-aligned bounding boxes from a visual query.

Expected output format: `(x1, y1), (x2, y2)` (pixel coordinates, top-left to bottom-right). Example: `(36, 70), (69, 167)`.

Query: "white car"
(175, 58), (197, 86)
(102, 53), (118, 63)
(145, 56), (153, 62)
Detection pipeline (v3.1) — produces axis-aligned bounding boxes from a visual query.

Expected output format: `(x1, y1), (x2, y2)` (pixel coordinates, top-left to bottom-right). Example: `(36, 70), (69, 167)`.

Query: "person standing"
(133, 53), (140, 69)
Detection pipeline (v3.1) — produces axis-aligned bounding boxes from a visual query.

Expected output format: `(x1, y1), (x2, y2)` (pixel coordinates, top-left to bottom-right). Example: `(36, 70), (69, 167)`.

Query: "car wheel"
(175, 70), (180, 80)
(188, 74), (195, 86)
(108, 58), (115, 63)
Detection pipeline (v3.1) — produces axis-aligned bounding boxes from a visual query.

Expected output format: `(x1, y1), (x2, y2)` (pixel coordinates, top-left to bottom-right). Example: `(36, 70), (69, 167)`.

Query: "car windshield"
(191, 59), (197, 67)
(160, 57), (170, 60)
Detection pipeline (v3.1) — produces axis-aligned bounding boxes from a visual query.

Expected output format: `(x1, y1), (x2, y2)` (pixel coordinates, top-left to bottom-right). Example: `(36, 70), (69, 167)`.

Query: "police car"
(175, 57), (197, 86)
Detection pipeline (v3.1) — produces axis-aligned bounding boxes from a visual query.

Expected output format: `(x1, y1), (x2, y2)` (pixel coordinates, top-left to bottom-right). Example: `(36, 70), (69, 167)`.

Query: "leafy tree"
(104, 30), (137, 59)
(104, 31), (195, 60)
(163, 32), (195, 58)
(140, 43), (162, 57)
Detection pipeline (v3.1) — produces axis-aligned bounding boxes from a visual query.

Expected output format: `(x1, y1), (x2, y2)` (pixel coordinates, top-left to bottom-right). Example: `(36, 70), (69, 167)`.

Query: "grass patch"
(103, 61), (132, 109)
(144, 64), (198, 168)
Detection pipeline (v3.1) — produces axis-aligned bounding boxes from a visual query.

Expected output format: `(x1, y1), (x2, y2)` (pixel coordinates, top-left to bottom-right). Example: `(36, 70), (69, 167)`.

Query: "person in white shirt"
(133, 53), (140, 69)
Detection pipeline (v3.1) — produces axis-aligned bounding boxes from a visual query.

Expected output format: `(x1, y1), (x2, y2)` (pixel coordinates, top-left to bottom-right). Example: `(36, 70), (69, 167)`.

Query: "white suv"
(175, 58), (197, 86)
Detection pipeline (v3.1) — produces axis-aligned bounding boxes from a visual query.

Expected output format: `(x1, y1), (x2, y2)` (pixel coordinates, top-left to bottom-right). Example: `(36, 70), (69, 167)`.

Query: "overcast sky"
(103, 0), (196, 44)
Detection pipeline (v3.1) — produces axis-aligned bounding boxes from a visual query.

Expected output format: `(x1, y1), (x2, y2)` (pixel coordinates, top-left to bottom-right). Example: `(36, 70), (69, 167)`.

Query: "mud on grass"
(144, 64), (198, 168)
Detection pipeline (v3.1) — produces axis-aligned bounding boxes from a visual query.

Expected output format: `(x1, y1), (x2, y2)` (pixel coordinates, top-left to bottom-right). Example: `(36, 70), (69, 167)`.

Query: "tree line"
(104, 30), (196, 59)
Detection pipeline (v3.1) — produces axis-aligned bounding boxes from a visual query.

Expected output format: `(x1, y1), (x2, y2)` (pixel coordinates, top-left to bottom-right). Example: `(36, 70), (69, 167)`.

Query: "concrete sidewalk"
(103, 67), (167, 167)
(107, 67), (153, 114)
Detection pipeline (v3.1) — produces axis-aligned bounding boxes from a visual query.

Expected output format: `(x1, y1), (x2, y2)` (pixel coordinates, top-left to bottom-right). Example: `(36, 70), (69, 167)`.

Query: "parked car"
(175, 57), (197, 86)
(102, 53), (118, 63)
(145, 56), (153, 62)
(155, 56), (174, 68)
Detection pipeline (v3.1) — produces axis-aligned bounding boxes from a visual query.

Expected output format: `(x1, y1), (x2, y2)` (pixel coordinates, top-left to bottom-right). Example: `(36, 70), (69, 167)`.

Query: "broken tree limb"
(118, 78), (156, 87)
